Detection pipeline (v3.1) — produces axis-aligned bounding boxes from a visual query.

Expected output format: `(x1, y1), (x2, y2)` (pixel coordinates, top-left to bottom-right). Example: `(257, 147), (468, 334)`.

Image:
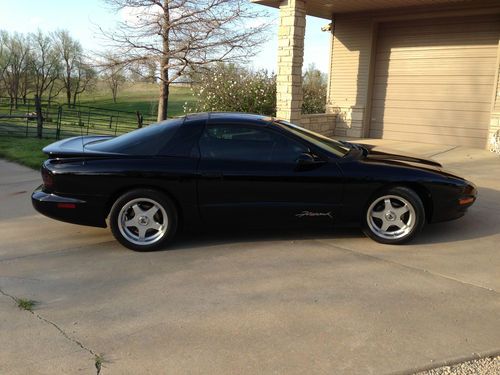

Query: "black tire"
(109, 189), (178, 251)
(362, 186), (425, 245)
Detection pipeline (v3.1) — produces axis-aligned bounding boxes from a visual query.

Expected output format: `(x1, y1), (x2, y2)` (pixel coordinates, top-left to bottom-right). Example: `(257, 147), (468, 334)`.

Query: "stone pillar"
(276, 0), (306, 123)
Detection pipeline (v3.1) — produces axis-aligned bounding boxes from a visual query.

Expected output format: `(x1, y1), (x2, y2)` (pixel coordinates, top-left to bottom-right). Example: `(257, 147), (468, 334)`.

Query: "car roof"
(184, 112), (275, 126)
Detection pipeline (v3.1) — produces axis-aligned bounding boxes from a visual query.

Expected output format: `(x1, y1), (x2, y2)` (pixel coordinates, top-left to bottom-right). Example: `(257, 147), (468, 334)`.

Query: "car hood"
(358, 143), (443, 169)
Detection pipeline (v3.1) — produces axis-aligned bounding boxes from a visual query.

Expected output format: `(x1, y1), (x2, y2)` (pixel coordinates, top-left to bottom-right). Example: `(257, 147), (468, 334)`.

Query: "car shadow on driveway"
(165, 186), (500, 251)
(171, 226), (363, 251)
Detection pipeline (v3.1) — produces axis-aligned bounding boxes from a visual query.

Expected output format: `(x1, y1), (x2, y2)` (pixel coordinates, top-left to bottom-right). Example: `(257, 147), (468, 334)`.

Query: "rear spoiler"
(42, 136), (116, 158)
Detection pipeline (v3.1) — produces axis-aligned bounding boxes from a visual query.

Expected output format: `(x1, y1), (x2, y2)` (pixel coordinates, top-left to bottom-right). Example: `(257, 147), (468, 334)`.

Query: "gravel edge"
(415, 356), (500, 375)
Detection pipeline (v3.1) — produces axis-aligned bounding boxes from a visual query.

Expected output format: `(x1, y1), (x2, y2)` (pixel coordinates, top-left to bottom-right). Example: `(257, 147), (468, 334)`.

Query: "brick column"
(276, 0), (306, 123)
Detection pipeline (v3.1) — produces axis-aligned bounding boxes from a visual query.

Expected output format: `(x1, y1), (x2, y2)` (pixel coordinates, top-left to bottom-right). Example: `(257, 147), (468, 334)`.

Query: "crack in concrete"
(313, 239), (500, 372)
(0, 240), (116, 263)
(427, 146), (459, 158)
(314, 239), (499, 295)
(0, 287), (104, 374)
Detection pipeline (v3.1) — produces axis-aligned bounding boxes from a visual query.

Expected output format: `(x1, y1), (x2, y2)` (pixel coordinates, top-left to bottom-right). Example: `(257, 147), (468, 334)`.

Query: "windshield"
(274, 120), (350, 157)
(86, 118), (184, 155)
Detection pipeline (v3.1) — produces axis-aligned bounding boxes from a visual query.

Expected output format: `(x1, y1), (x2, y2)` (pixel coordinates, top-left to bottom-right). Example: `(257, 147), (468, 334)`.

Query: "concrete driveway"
(0, 140), (499, 375)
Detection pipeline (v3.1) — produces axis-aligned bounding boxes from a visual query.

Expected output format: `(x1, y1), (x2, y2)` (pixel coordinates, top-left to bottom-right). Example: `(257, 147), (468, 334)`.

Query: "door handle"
(200, 171), (223, 179)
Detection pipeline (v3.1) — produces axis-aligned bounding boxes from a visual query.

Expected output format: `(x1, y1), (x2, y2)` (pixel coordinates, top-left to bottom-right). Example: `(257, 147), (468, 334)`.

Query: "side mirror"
(295, 153), (323, 170)
(296, 152), (315, 166)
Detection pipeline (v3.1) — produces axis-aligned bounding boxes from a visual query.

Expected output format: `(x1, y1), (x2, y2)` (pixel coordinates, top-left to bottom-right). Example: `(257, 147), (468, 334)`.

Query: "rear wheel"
(363, 187), (425, 244)
(110, 189), (177, 251)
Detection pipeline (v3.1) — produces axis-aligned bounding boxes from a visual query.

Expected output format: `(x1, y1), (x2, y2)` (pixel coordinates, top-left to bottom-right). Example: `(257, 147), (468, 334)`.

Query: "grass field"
(0, 83), (199, 168)
(77, 82), (196, 118)
(0, 136), (53, 169)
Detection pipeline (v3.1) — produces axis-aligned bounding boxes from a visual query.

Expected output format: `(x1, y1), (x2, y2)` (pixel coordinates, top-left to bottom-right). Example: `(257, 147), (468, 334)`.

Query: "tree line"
(1, 0), (327, 119)
(1, 1), (277, 120)
(0, 30), (96, 107)
(0, 29), (159, 108)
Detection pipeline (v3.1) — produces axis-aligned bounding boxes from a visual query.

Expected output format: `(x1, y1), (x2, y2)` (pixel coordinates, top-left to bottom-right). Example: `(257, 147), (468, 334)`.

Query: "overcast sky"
(0, 0), (331, 73)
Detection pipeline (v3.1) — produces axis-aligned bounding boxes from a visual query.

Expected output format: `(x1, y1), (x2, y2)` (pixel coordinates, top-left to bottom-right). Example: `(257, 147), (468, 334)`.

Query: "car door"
(196, 122), (343, 227)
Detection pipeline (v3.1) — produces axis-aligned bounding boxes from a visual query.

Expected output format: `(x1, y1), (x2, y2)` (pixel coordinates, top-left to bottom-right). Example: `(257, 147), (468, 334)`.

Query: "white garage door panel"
(370, 130), (487, 148)
(374, 83), (495, 96)
(371, 108), (491, 128)
(370, 15), (500, 147)
(369, 130), (488, 148)
(374, 59), (497, 76)
(371, 75), (494, 85)
(370, 122), (489, 138)
(371, 99), (491, 112)
(376, 47), (498, 61)
(376, 34), (499, 51)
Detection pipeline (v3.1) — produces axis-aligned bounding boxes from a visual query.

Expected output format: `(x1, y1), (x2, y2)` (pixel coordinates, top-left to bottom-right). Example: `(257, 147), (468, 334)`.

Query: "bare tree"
(126, 59), (157, 83)
(1, 32), (31, 107)
(0, 31), (10, 97)
(101, 53), (126, 103)
(73, 63), (97, 106)
(101, 0), (269, 121)
(30, 30), (62, 101)
(54, 30), (96, 106)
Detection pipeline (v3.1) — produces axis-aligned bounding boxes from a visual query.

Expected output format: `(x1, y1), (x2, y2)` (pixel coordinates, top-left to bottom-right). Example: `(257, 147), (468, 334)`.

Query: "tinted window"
(275, 120), (350, 157)
(199, 124), (308, 162)
(85, 118), (183, 155)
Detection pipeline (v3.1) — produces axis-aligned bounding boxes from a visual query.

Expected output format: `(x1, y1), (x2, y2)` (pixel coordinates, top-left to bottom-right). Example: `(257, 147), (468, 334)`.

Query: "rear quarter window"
(85, 118), (184, 155)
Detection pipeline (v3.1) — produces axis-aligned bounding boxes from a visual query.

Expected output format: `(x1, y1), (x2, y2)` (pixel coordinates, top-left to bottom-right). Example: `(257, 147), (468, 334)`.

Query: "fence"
(0, 96), (158, 139)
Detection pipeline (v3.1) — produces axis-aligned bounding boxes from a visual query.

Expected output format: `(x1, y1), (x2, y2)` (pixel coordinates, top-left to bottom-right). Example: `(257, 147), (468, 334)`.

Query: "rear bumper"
(31, 186), (107, 228)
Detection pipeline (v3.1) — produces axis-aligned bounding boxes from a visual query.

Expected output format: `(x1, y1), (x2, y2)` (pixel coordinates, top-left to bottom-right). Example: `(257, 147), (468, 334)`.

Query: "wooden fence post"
(136, 111), (143, 128)
(56, 106), (62, 140)
(35, 95), (43, 139)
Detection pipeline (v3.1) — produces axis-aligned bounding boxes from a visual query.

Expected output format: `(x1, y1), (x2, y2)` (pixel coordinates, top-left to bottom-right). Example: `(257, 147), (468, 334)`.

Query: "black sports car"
(32, 112), (477, 251)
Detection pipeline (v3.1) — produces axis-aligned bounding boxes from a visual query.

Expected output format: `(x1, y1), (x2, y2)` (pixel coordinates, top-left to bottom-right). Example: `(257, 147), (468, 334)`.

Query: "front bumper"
(31, 185), (107, 228)
(431, 182), (477, 223)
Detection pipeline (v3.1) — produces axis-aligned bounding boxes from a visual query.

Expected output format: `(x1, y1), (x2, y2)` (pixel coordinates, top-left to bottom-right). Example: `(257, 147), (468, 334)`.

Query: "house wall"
(299, 113), (336, 137)
(327, 1), (500, 148)
(326, 13), (373, 138)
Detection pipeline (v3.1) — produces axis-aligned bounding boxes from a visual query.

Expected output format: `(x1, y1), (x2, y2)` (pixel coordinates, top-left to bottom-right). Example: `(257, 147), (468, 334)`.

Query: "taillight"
(57, 203), (76, 209)
(41, 167), (54, 190)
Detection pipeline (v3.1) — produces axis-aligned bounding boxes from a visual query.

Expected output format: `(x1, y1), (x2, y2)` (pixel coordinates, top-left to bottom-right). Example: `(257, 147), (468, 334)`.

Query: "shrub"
(302, 64), (327, 114)
(187, 63), (276, 116)
(187, 63), (328, 116)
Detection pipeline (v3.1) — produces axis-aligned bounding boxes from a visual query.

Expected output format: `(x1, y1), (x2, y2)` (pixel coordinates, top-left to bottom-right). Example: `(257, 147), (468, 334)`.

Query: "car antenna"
(80, 114), (86, 160)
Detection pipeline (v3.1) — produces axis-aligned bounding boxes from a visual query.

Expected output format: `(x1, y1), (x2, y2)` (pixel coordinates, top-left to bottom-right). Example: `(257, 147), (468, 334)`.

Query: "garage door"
(370, 15), (500, 148)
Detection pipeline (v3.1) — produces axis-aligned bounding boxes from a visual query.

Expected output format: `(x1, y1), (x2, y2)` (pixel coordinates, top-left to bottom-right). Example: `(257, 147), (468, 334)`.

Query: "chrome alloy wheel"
(366, 195), (416, 240)
(117, 198), (168, 246)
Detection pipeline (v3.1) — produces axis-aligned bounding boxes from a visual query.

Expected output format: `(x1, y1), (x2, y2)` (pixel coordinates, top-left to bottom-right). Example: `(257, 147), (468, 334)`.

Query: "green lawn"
(0, 83), (198, 169)
(0, 136), (53, 170)
(77, 82), (196, 118)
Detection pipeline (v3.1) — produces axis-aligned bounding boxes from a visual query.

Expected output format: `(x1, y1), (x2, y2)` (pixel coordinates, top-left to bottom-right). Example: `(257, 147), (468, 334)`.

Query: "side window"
(199, 124), (308, 163)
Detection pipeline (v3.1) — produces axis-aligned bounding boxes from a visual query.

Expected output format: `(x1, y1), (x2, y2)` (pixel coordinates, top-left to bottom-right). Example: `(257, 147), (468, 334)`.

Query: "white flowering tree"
(186, 63), (276, 116)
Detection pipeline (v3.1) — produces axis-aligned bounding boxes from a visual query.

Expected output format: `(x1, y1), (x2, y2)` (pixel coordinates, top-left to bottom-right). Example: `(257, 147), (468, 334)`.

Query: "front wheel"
(109, 189), (178, 251)
(363, 187), (425, 244)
